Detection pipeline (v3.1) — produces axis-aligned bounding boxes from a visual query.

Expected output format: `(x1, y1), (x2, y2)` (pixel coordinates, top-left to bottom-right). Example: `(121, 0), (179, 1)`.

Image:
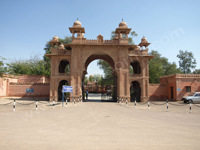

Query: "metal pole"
(74, 98), (75, 105)
(190, 101), (191, 113)
(66, 99), (68, 107)
(126, 98), (127, 107)
(122, 98), (123, 105)
(148, 100), (150, 110)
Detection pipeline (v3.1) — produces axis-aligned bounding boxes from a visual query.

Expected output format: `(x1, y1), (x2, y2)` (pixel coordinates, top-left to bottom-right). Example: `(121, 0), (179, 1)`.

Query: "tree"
(149, 50), (182, 83)
(177, 50), (196, 74)
(97, 60), (113, 78)
(0, 56), (6, 77)
(6, 55), (49, 76)
(193, 69), (200, 74)
(93, 74), (101, 81)
(89, 75), (94, 82)
(84, 76), (88, 85)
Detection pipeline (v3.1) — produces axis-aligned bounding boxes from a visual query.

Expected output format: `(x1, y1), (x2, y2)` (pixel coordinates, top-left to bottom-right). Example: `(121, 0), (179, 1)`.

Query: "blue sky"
(0, 0), (199, 77)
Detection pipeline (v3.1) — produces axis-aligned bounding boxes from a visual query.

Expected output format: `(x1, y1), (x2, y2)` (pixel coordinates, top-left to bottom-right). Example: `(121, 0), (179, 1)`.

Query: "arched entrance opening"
(82, 53), (117, 102)
(130, 81), (141, 102)
(130, 61), (141, 74)
(59, 59), (70, 73)
(58, 80), (69, 101)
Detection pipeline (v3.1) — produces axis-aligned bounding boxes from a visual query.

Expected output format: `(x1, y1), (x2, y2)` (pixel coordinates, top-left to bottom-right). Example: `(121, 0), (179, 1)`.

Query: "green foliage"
(89, 75), (94, 82)
(97, 60), (113, 78)
(84, 76), (88, 85)
(0, 56), (6, 77)
(177, 50), (196, 74)
(6, 55), (49, 76)
(193, 69), (200, 74)
(149, 50), (182, 83)
(93, 74), (101, 81)
(58, 36), (72, 44)
(129, 66), (133, 74)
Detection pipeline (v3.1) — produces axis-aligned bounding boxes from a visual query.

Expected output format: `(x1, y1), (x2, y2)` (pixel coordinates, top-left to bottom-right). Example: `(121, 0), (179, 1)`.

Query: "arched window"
(130, 61), (141, 74)
(59, 60), (70, 73)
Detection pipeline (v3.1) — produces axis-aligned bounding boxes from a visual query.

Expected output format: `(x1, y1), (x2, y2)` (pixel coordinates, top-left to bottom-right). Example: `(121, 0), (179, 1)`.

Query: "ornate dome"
(73, 18), (82, 27)
(119, 19), (127, 28)
(141, 36), (148, 43)
(59, 43), (65, 49)
(53, 36), (59, 41)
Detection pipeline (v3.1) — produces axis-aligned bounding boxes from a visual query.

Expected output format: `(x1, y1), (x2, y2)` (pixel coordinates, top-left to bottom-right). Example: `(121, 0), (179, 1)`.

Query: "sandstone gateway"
(46, 19), (154, 102)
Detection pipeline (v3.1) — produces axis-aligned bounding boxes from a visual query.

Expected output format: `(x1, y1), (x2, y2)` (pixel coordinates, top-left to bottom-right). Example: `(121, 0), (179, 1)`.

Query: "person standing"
(86, 90), (89, 100)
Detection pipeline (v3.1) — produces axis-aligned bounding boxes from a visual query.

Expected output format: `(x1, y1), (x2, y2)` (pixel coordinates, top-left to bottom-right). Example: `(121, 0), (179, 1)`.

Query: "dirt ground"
(0, 97), (200, 150)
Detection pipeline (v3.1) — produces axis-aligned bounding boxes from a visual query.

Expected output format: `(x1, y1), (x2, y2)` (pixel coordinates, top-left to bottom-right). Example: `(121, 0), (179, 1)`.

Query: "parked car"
(182, 92), (200, 104)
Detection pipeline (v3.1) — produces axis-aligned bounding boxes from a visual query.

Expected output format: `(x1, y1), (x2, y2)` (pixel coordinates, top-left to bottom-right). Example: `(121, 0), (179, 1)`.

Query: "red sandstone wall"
(17, 75), (50, 83)
(176, 79), (200, 100)
(8, 84), (50, 97)
(149, 84), (168, 101)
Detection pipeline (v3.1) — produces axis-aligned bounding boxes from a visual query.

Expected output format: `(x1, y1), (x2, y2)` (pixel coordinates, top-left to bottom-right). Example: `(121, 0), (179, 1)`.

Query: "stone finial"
(141, 36), (148, 43)
(73, 18), (82, 27)
(53, 36), (59, 41)
(119, 19), (127, 28)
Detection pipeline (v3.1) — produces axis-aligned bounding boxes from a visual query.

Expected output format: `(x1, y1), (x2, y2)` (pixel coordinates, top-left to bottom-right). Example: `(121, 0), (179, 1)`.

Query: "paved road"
(0, 98), (200, 150)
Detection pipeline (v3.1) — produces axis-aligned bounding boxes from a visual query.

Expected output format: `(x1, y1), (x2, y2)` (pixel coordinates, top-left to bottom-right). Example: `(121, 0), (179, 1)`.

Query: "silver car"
(182, 92), (200, 104)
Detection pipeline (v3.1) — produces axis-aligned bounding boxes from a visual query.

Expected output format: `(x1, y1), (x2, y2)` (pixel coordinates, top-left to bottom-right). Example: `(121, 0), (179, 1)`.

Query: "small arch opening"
(58, 80), (69, 101)
(59, 59), (70, 73)
(130, 61), (141, 74)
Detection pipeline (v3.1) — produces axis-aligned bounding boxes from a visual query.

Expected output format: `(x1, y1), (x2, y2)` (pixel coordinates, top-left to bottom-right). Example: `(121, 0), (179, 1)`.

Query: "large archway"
(58, 80), (69, 101)
(130, 81), (141, 102)
(82, 53), (117, 102)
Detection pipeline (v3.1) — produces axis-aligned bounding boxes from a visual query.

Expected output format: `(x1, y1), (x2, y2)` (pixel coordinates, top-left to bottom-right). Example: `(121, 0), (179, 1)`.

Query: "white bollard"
(74, 98), (75, 105)
(126, 98), (128, 107)
(13, 99), (15, 112)
(66, 99), (68, 107)
(190, 101), (191, 113)
(148, 100), (150, 110)
(78, 98), (79, 104)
